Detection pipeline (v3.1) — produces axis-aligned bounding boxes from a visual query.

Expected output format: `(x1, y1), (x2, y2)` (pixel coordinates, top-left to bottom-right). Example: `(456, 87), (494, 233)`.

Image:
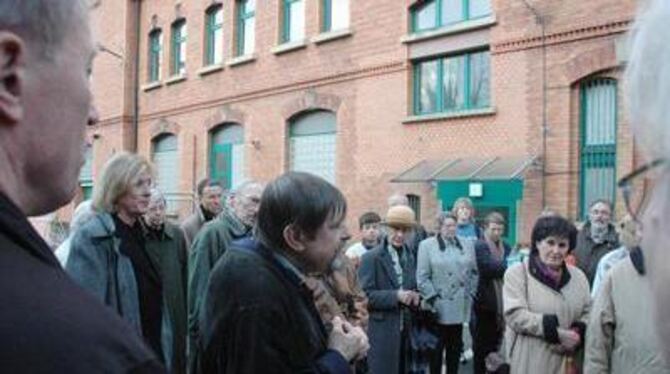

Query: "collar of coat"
(528, 252), (571, 292)
(215, 209), (251, 238)
(629, 246), (646, 275)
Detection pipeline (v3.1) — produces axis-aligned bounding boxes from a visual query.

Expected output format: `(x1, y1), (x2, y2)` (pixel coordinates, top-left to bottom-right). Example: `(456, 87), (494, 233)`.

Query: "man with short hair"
(473, 212), (511, 374)
(345, 211), (382, 264)
(0, 0), (162, 371)
(181, 178), (224, 247)
(201, 172), (369, 373)
(187, 181), (263, 373)
(574, 199), (620, 285)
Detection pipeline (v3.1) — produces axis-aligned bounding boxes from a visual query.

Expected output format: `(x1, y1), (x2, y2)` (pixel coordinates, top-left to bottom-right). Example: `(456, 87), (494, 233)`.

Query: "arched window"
(148, 29), (162, 82)
(210, 124), (245, 190)
(205, 4), (223, 66)
(171, 19), (187, 75)
(580, 78), (618, 216)
(288, 110), (337, 184)
(152, 134), (180, 197)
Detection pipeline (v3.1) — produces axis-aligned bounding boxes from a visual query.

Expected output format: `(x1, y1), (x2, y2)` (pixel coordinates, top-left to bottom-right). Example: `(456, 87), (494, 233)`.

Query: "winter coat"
(584, 248), (670, 374)
(358, 238), (417, 374)
(474, 238), (511, 313)
(503, 257), (591, 374)
(66, 212), (178, 369)
(200, 238), (350, 374)
(187, 209), (251, 373)
(180, 205), (208, 249)
(0, 194), (163, 373)
(574, 222), (619, 285)
(416, 236), (478, 325)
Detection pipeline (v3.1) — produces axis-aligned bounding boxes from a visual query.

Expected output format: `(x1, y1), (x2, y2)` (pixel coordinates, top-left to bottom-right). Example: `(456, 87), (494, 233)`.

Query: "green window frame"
(171, 19), (187, 75)
(236, 0), (256, 56)
(282, 0), (305, 43)
(579, 78), (618, 217)
(79, 145), (93, 200)
(411, 0), (492, 33)
(205, 5), (223, 66)
(148, 29), (162, 82)
(322, 0), (349, 32)
(413, 50), (491, 115)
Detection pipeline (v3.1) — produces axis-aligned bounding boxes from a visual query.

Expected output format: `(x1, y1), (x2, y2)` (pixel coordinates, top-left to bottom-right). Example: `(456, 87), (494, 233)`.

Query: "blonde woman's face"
(456, 205), (472, 221)
(116, 172), (152, 218)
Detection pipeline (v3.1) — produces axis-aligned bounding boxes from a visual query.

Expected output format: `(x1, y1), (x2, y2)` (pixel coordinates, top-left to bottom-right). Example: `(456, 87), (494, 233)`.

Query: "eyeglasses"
(617, 158), (666, 222)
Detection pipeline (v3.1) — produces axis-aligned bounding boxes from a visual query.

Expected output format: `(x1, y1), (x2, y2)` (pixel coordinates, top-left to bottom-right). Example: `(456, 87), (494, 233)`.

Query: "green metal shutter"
(210, 124), (245, 190)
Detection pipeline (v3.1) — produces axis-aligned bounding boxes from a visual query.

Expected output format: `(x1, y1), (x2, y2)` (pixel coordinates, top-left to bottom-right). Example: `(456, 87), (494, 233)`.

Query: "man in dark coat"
(359, 205), (421, 374)
(180, 178), (224, 248)
(0, 0), (162, 371)
(473, 212), (511, 374)
(200, 172), (369, 373)
(574, 199), (620, 285)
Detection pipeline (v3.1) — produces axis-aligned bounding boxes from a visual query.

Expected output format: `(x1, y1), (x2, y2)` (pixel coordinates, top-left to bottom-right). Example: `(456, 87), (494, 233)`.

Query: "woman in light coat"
(417, 212), (478, 374)
(503, 215), (590, 374)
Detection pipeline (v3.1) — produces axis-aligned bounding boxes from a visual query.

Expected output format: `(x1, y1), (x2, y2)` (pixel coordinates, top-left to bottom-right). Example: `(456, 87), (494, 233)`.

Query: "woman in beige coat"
(503, 215), (591, 374)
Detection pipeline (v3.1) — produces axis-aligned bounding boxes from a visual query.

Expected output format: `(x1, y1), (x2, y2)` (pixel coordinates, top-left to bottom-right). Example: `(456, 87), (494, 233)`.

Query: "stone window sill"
(403, 107), (496, 124)
(401, 16), (497, 44)
(272, 39), (308, 55)
(141, 81), (162, 92)
(226, 54), (257, 67)
(312, 28), (353, 45)
(165, 74), (187, 85)
(198, 64), (224, 76)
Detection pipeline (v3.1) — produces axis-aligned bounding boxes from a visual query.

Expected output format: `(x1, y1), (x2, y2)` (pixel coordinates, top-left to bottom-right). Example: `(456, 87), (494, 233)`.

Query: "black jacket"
(0, 193), (164, 373)
(200, 238), (349, 374)
(474, 239), (511, 313)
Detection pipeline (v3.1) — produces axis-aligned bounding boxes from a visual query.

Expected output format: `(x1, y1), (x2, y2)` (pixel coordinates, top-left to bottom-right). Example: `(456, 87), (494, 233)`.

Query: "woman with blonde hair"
(66, 152), (183, 372)
(452, 197), (483, 241)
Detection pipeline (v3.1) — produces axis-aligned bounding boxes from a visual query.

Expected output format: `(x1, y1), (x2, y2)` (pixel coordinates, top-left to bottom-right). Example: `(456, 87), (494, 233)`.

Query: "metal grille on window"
(152, 135), (181, 213)
(407, 194), (421, 224)
(289, 111), (337, 184)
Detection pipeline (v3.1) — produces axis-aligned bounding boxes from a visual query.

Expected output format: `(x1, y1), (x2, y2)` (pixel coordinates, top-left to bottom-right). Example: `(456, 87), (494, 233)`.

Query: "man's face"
(144, 197), (166, 229)
(20, 7), (98, 213)
(301, 216), (350, 274)
(361, 222), (380, 244)
(388, 226), (410, 248)
(231, 185), (262, 227)
(440, 218), (457, 239)
(200, 185), (223, 215)
(116, 172), (152, 219)
(589, 202), (612, 226)
(486, 222), (505, 243)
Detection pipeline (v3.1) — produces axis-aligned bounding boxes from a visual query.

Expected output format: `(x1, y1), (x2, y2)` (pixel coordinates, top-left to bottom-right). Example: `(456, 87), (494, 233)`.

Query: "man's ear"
(283, 224), (306, 253)
(0, 32), (24, 125)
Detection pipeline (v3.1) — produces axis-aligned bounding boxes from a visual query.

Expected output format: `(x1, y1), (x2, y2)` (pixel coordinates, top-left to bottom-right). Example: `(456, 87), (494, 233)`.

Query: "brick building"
(45, 0), (638, 245)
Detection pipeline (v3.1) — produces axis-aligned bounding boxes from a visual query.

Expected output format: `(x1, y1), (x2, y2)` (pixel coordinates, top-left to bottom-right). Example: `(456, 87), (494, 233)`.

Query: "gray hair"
(0, 0), (87, 57)
(149, 188), (166, 206)
(626, 0), (670, 161)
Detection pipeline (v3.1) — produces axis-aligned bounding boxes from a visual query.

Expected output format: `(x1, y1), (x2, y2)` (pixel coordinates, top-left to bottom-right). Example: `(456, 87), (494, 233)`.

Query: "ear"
(283, 224), (306, 253)
(0, 32), (24, 125)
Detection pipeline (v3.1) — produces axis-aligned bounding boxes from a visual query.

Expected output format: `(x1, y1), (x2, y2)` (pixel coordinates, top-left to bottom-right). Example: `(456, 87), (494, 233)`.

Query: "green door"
(211, 143), (232, 189)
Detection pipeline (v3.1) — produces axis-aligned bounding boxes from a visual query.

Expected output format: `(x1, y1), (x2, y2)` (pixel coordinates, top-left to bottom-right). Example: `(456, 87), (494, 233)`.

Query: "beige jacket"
(585, 252), (670, 374)
(503, 260), (591, 374)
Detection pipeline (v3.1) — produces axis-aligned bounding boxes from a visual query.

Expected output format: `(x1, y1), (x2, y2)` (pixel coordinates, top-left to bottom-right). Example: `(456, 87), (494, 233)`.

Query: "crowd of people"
(3, 0), (670, 373)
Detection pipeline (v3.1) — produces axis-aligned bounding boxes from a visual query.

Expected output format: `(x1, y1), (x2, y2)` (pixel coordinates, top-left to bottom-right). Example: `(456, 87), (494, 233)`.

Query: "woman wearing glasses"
(502, 215), (590, 374)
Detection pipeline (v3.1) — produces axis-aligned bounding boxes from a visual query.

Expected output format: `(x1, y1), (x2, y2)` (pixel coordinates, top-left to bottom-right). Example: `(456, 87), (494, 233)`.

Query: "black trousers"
(429, 323), (463, 374)
(473, 309), (503, 374)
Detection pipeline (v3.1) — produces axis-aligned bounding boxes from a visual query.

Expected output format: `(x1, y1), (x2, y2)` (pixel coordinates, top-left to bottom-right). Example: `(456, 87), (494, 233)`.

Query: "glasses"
(617, 158), (666, 222)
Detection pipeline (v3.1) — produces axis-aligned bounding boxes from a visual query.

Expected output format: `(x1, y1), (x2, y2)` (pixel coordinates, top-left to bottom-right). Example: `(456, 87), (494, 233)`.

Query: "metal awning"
(391, 156), (536, 183)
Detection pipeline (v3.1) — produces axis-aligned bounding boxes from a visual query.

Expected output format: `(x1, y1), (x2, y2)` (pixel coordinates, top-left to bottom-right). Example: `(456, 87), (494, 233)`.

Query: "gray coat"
(359, 239), (417, 374)
(574, 222), (619, 285)
(180, 205), (207, 249)
(66, 212), (175, 368)
(416, 236), (479, 325)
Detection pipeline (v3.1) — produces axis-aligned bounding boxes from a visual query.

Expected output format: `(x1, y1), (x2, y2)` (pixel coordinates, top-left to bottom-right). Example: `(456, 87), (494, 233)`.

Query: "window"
(289, 110), (337, 184)
(210, 124), (245, 190)
(580, 79), (618, 217)
(237, 0), (256, 56)
(148, 29), (162, 82)
(152, 134), (180, 210)
(407, 194), (421, 223)
(282, 0), (305, 43)
(413, 50), (490, 115)
(411, 0), (492, 33)
(171, 19), (187, 75)
(79, 145), (93, 200)
(205, 5), (223, 66)
(322, 0), (349, 32)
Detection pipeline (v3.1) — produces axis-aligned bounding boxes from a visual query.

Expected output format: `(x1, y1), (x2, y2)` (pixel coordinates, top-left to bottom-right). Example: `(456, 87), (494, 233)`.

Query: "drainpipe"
(131, 0), (142, 152)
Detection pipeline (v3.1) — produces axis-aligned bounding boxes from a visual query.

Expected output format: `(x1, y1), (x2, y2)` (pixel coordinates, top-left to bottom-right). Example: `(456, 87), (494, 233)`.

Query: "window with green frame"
(322, 0), (349, 32)
(289, 110), (337, 184)
(148, 29), (162, 82)
(411, 0), (492, 33)
(236, 0), (256, 56)
(79, 145), (93, 200)
(171, 19), (187, 75)
(579, 78), (618, 217)
(282, 0), (305, 43)
(205, 5), (223, 66)
(413, 50), (490, 115)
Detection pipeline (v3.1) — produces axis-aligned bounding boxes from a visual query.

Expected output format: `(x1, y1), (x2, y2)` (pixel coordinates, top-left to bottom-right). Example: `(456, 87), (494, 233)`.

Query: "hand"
(557, 328), (580, 352)
(397, 290), (421, 307)
(327, 316), (369, 361)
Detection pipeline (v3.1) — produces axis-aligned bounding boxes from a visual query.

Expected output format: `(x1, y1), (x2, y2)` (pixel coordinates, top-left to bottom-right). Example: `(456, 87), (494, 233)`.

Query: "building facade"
(46, 0), (638, 245)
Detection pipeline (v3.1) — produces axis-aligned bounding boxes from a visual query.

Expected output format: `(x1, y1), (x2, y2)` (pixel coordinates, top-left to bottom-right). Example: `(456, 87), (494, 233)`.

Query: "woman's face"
(536, 235), (570, 270)
(116, 172), (152, 218)
(440, 217), (457, 239)
(455, 205), (472, 222)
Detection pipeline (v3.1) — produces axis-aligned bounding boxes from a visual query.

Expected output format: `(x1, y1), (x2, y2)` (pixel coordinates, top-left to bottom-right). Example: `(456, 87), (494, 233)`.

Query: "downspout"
(132, 0), (142, 152)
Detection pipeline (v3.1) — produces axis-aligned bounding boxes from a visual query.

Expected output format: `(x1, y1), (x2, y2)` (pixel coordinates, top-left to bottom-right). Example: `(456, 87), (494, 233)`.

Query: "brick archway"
(281, 90), (342, 121)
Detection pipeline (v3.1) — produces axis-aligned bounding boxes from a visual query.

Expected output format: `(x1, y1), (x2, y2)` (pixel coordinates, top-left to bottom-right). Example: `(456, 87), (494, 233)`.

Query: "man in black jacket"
(201, 172), (369, 373)
(0, 1), (163, 372)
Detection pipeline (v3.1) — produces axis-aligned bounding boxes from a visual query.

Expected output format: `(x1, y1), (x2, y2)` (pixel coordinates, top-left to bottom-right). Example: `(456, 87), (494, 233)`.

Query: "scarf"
(530, 253), (563, 289)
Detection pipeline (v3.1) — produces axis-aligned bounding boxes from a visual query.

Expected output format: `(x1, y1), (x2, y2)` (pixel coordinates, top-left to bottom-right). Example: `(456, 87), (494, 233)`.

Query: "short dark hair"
(435, 211), (458, 229)
(358, 212), (381, 229)
(485, 212), (506, 227)
(196, 178), (223, 197)
(255, 172), (347, 251)
(530, 215), (578, 253)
